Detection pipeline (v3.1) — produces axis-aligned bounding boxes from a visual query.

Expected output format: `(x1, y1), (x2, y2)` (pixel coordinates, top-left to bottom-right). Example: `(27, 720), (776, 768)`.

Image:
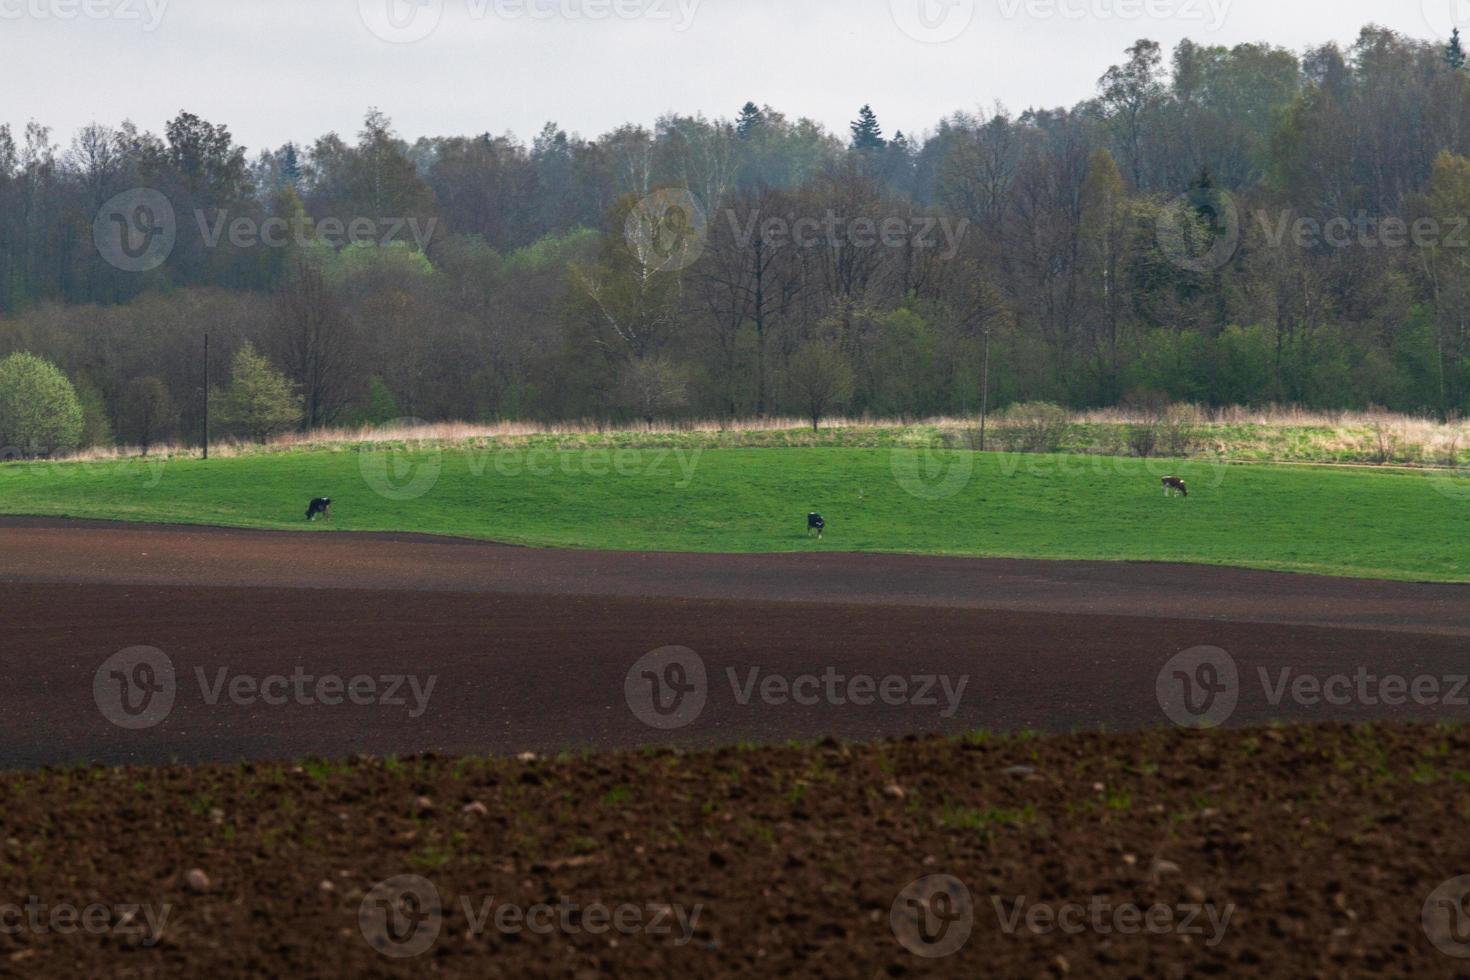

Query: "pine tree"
(849, 105), (885, 152)
(736, 102), (764, 139)
(215, 342), (303, 443)
(280, 143), (302, 189)
(1450, 29), (1467, 71)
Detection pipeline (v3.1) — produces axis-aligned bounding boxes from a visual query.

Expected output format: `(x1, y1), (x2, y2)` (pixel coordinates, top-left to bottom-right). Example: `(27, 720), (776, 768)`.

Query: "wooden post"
(202, 333), (210, 461)
(979, 327), (992, 453)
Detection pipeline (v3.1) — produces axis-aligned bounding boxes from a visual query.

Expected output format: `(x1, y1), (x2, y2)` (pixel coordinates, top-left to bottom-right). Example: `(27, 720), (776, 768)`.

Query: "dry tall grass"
(43, 407), (1470, 468)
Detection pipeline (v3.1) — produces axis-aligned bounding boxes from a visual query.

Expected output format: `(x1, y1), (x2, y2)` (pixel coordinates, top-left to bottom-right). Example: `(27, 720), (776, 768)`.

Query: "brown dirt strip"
(1, 516), (1467, 636)
(1, 582), (1466, 770)
(4, 725), (1470, 977)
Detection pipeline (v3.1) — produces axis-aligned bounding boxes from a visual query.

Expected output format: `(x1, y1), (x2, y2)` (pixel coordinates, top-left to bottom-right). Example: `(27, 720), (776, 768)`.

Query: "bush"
(998, 402), (1072, 453)
(119, 376), (180, 452)
(1161, 403), (1202, 457)
(1371, 418), (1403, 464)
(214, 342), (303, 443)
(1127, 422), (1160, 458)
(0, 352), (83, 458)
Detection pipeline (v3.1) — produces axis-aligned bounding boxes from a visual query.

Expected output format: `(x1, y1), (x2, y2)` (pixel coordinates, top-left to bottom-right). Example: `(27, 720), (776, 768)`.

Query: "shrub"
(0, 352), (83, 458)
(214, 342), (303, 443)
(998, 402), (1072, 453)
(1127, 422), (1160, 458)
(119, 376), (180, 453)
(1371, 418), (1403, 464)
(1161, 403), (1202, 457)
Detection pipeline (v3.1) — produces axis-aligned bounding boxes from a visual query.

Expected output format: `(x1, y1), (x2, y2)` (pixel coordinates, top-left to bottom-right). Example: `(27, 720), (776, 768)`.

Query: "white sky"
(0, 0), (1458, 154)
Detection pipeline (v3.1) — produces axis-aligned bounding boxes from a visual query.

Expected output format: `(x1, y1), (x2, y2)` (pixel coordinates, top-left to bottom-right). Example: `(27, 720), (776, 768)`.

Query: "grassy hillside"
(0, 445), (1465, 582)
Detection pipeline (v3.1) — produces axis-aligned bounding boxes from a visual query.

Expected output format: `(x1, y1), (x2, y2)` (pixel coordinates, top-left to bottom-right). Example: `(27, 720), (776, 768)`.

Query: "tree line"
(5, 24), (1470, 452)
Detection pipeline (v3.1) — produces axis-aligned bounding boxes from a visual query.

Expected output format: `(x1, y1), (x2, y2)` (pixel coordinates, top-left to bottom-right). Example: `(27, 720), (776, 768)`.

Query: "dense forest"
(5, 24), (1470, 448)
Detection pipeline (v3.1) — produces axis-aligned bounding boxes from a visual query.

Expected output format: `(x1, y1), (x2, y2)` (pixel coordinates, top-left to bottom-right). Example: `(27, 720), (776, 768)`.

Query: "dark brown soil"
(4, 518), (1469, 976)
(4, 725), (1470, 977)
(2, 518), (1468, 770)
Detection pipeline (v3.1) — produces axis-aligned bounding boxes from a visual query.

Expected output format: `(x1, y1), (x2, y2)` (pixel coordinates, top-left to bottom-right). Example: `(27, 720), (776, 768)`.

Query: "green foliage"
(119, 376), (179, 451)
(323, 241), (433, 284)
(849, 105), (885, 151)
(352, 376), (401, 427)
(74, 380), (115, 450)
(0, 352), (83, 457)
(788, 342), (855, 431)
(998, 402), (1072, 453)
(214, 343), (303, 442)
(0, 445), (1465, 582)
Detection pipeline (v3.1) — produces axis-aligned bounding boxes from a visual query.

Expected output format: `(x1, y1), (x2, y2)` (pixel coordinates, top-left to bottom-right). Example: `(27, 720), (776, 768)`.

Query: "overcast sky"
(0, 0), (1456, 155)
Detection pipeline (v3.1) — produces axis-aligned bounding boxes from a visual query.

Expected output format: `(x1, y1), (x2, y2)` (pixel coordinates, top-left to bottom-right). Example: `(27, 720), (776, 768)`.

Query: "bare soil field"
(5, 725), (1470, 977)
(4, 518), (1470, 976)
(1, 518), (1468, 769)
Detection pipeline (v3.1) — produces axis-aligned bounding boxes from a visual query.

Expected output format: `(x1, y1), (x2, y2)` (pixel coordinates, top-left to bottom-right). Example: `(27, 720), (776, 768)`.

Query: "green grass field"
(0, 444), (1465, 582)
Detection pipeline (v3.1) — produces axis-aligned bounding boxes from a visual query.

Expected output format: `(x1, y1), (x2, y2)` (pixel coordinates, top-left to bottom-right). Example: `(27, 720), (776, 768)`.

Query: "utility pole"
(978, 326), (992, 453)
(202, 333), (210, 461)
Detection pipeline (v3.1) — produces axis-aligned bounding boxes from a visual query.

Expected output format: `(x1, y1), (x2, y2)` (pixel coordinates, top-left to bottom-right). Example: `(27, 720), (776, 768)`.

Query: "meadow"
(0, 441), (1464, 583)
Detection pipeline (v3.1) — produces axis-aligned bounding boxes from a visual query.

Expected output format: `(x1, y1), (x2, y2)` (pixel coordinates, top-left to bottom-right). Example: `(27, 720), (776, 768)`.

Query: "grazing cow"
(807, 513), (826, 538)
(1161, 477), (1188, 498)
(306, 497), (333, 521)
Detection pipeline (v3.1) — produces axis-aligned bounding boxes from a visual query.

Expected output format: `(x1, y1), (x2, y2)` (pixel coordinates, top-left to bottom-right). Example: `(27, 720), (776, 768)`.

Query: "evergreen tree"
(736, 102), (764, 139)
(849, 105), (885, 152)
(214, 342), (303, 443)
(280, 142), (302, 188)
(1450, 29), (1467, 71)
